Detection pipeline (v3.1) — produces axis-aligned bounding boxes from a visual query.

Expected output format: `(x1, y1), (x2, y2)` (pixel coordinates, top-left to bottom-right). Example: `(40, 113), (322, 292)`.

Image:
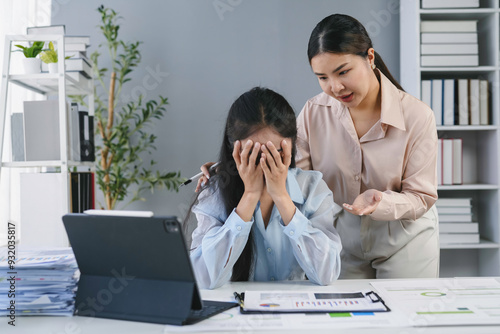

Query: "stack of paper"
(0, 248), (79, 316)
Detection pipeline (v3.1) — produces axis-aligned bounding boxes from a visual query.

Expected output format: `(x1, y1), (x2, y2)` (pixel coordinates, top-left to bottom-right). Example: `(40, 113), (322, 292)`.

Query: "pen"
(233, 292), (244, 307)
(180, 162), (221, 187)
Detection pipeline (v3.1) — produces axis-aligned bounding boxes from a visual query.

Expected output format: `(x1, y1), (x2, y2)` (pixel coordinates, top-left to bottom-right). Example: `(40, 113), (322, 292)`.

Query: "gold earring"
(372, 63), (376, 70)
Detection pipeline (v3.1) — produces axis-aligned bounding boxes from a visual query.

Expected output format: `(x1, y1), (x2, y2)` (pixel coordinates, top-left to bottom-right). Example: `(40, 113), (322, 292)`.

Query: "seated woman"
(188, 87), (343, 289)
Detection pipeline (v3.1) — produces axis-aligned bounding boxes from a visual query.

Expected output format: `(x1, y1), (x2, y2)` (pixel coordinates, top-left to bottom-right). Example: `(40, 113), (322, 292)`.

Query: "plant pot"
(48, 63), (58, 73)
(22, 58), (41, 74)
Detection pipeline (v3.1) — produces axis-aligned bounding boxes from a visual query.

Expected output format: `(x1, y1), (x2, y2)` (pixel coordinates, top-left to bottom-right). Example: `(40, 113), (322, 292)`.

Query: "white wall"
(51, 0), (401, 219)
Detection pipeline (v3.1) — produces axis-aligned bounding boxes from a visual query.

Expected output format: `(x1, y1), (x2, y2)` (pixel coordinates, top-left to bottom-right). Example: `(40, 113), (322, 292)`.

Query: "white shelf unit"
(400, 0), (500, 277)
(0, 34), (94, 247)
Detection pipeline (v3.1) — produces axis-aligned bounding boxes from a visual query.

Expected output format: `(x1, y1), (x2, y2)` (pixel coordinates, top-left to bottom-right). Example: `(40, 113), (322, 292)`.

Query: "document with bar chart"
(240, 290), (389, 313)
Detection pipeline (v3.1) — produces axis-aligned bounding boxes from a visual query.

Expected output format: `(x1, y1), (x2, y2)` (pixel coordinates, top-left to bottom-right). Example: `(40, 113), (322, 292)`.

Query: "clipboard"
(233, 290), (390, 314)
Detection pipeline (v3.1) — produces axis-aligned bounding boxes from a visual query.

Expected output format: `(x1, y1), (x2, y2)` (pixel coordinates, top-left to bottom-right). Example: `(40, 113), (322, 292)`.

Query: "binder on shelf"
(441, 139), (453, 185)
(69, 103), (80, 161)
(23, 100), (61, 161)
(452, 138), (463, 185)
(80, 113), (95, 162)
(421, 80), (432, 109)
(437, 139), (442, 185)
(11, 113), (25, 161)
(432, 79), (443, 125)
(443, 79), (454, 126)
(479, 80), (489, 125)
(457, 79), (469, 125)
(469, 79), (480, 125)
(70, 171), (95, 213)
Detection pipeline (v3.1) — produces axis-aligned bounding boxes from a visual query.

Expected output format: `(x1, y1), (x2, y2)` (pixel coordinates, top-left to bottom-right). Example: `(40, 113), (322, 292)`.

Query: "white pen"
(180, 162), (221, 187)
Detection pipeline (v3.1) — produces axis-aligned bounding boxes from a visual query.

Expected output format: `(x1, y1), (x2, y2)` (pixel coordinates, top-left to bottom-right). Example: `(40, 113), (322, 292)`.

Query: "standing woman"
(296, 14), (439, 279)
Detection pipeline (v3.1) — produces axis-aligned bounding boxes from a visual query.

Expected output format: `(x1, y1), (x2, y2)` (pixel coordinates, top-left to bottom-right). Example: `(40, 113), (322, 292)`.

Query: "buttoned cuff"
(228, 208), (254, 234)
(369, 192), (393, 220)
(281, 209), (308, 240)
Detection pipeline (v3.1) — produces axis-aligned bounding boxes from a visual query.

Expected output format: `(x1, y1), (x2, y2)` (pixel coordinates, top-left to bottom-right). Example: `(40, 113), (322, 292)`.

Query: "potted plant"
(39, 42), (71, 73)
(14, 41), (44, 74)
(72, 6), (184, 210)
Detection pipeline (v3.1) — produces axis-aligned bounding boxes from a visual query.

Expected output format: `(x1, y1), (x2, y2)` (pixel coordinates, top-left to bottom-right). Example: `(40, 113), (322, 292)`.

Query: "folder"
(234, 290), (390, 314)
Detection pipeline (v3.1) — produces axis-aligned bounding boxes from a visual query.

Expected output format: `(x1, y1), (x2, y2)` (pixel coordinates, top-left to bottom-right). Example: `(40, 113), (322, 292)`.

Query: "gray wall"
(52, 0), (400, 219)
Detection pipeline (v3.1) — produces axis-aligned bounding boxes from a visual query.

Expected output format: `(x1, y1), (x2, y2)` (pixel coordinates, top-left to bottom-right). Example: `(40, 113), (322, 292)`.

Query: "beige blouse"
(296, 70), (438, 221)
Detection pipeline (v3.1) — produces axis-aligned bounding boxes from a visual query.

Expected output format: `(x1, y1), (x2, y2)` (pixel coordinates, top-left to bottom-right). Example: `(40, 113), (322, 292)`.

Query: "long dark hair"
(307, 13), (403, 91)
(185, 87), (297, 281)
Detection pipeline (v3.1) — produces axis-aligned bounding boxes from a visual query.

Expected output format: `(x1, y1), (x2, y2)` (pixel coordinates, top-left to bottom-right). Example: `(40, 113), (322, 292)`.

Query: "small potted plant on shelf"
(39, 42), (71, 73)
(14, 41), (44, 74)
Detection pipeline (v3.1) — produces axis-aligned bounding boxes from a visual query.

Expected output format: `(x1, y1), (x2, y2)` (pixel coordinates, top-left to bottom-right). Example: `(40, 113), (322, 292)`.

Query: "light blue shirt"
(190, 168), (343, 289)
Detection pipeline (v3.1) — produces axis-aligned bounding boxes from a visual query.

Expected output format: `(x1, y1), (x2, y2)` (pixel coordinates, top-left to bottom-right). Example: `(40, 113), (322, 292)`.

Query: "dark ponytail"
(308, 14), (403, 91)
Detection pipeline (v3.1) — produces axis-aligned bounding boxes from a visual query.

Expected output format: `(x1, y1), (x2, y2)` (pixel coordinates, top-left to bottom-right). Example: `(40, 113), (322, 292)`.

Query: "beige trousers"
(334, 205), (439, 279)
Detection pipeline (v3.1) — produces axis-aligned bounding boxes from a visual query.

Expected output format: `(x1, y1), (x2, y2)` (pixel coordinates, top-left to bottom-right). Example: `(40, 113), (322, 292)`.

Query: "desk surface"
(2, 278), (500, 334)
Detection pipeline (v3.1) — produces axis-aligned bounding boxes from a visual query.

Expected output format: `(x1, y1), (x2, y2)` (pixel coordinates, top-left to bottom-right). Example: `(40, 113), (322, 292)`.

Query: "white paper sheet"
(370, 278), (500, 326)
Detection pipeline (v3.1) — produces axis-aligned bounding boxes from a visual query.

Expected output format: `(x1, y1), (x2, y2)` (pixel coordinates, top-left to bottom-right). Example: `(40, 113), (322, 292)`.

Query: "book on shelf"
(68, 103), (80, 161)
(452, 138), (462, 185)
(42, 57), (92, 78)
(440, 233), (480, 244)
(437, 206), (471, 215)
(425, 78), (490, 126)
(23, 100), (61, 161)
(441, 139), (453, 185)
(421, 55), (479, 67)
(439, 214), (473, 223)
(432, 79), (443, 125)
(439, 138), (462, 185)
(439, 222), (478, 234)
(11, 113), (25, 161)
(26, 24), (65, 35)
(65, 50), (87, 59)
(64, 43), (88, 52)
(420, 20), (477, 33)
(421, 79), (431, 108)
(66, 71), (91, 85)
(420, 44), (478, 55)
(443, 79), (454, 126)
(469, 79), (480, 125)
(421, 32), (478, 44)
(436, 198), (472, 207)
(437, 137), (442, 185)
(421, 0), (479, 9)
(458, 79), (469, 125)
(70, 171), (95, 213)
(479, 80), (489, 125)
(64, 36), (90, 45)
(78, 111), (95, 162)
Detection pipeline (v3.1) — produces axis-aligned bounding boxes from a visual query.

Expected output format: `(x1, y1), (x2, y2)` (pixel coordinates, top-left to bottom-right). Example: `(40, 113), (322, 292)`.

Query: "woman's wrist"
(235, 191), (260, 222)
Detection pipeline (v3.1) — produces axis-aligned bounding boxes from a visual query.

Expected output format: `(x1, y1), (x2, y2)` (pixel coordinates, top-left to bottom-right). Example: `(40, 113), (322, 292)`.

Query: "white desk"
(2, 278), (500, 334)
